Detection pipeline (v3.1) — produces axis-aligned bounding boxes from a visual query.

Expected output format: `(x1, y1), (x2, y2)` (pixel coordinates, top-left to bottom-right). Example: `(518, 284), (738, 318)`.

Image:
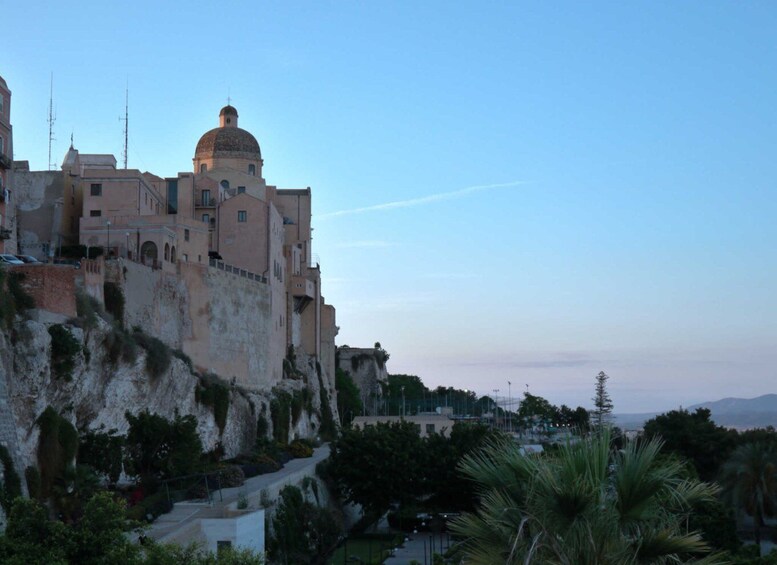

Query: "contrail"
(318, 180), (527, 219)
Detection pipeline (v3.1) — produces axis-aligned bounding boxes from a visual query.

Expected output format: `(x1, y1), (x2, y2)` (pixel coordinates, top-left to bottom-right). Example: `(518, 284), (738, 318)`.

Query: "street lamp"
(106, 220), (111, 258)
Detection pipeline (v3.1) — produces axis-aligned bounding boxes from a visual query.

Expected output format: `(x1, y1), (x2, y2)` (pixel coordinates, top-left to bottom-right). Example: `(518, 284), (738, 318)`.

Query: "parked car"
(14, 255), (42, 264)
(0, 254), (25, 265)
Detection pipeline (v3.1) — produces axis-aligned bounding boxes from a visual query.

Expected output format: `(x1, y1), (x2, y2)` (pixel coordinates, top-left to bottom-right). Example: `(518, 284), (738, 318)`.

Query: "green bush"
(218, 465), (245, 488)
(0, 270), (35, 329)
(195, 374), (230, 433)
(104, 324), (138, 365)
(271, 390), (293, 444)
(103, 281), (124, 325)
(289, 439), (314, 458)
(24, 466), (40, 500)
(36, 407), (78, 499)
(48, 324), (81, 381)
(133, 330), (171, 379)
(172, 348), (194, 372)
(0, 444), (21, 513)
(126, 490), (173, 522)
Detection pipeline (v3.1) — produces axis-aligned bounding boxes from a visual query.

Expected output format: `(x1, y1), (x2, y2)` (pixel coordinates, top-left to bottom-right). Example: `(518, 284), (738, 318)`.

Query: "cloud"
(335, 240), (395, 249)
(318, 180), (528, 219)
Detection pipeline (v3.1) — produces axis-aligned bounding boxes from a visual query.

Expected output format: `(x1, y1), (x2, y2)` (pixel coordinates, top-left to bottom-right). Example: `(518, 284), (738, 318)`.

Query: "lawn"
(328, 533), (404, 565)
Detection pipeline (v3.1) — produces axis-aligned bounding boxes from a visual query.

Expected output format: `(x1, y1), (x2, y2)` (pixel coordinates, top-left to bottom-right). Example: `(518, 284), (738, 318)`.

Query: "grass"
(327, 533), (404, 565)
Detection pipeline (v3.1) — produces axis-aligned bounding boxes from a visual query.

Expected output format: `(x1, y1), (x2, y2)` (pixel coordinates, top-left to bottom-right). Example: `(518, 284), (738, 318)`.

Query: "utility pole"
(121, 83), (129, 169)
(492, 389), (499, 430)
(47, 73), (56, 170)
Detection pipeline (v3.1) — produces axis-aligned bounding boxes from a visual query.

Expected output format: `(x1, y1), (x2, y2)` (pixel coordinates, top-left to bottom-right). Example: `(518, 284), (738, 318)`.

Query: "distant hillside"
(614, 394), (777, 430)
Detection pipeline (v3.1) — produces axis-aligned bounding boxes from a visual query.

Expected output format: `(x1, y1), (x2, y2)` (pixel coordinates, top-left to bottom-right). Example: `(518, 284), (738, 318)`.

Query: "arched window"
(164, 243), (170, 261)
(170, 246), (177, 263)
(200, 163), (207, 173)
(248, 164), (256, 176)
(220, 180), (230, 190)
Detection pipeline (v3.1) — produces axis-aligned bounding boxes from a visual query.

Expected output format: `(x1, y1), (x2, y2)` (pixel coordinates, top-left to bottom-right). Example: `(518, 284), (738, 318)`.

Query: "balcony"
(195, 198), (216, 208)
(0, 228), (11, 240)
(0, 153), (11, 170)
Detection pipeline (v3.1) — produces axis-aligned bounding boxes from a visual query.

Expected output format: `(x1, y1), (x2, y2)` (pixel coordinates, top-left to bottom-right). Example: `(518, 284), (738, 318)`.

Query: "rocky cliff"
(0, 311), (337, 485)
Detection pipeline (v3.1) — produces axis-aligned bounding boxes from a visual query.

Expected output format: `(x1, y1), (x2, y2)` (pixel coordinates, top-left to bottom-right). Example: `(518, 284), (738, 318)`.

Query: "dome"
(195, 127), (261, 160)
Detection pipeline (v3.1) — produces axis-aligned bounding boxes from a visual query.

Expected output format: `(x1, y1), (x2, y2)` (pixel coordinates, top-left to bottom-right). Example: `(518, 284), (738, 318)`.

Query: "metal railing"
(209, 258), (267, 284)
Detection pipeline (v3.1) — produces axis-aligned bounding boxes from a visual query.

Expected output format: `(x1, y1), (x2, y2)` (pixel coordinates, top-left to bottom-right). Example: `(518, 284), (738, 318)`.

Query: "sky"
(4, 2), (776, 413)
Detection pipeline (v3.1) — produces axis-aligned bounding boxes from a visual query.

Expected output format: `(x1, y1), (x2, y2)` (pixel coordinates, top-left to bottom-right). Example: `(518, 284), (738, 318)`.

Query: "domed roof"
(195, 127), (261, 160)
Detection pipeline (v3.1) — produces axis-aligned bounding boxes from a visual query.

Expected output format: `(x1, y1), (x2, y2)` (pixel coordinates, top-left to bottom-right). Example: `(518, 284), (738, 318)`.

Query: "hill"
(614, 394), (777, 430)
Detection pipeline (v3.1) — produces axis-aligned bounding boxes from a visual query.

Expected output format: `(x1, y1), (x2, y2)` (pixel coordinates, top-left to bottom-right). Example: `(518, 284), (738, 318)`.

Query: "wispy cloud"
(318, 180), (527, 219)
(335, 240), (395, 249)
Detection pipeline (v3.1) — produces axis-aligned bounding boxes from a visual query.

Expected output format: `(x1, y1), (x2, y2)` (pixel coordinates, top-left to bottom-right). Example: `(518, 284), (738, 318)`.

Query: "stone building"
(0, 76), (15, 253)
(11, 98), (338, 393)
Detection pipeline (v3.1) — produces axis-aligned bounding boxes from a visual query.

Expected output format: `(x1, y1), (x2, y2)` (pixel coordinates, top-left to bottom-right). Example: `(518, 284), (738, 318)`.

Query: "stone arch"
(164, 243), (170, 261)
(140, 241), (158, 265)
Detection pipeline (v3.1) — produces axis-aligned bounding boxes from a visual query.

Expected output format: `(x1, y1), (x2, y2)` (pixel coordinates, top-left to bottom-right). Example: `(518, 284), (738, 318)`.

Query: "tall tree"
(719, 442), (777, 554)
(592, 370), (613, 431)
(450, 431), (724, 564)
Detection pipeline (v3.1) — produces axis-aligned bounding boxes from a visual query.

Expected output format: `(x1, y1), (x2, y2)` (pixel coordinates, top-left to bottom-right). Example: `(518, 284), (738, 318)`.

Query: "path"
(147, 444), (331, 541)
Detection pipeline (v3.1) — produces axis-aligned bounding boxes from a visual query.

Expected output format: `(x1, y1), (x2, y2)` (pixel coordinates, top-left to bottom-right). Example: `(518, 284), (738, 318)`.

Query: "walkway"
(147, 444), (331, 541)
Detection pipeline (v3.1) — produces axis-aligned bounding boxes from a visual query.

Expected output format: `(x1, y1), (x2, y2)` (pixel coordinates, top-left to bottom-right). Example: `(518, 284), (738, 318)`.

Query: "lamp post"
(508, 381), (512, 433)
(106, 220), (111, 258)
(401, 386), (405, 418)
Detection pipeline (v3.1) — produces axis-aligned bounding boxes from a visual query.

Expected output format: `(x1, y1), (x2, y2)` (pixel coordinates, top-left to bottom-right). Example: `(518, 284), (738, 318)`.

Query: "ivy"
(0, 444), (22, 513)
(36, 407), (78, 500)
(102, 281), (124, 326)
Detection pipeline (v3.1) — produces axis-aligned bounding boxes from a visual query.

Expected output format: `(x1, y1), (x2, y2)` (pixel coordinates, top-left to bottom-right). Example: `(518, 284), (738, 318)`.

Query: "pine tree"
(592, 370), (613, 431)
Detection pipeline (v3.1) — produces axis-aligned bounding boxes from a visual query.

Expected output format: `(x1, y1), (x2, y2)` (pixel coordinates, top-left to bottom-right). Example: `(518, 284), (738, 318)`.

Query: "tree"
(450, 431), (724, 564)
(591, 370), (613, 431)
(643, 408), (738, 482)
(719, 442), (777, 554)
(335, 368), (362, 425)
(327, 420), (425, 519)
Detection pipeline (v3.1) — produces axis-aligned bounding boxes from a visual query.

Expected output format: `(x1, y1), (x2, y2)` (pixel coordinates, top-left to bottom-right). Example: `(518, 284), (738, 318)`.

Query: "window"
(220, 180), (230, 190)
(426, 424), (436, 435)
(200, 163), (207, 173)
(0, 94), (4, 115)
(0, 136), (4, 155)
(167, 179), (178, 214)
(90, 183), (102, 196)
(90, 210), (102, 217)
(164, 243), (170, 261)
(182, 253), (188, 262)
(202, 213), (210, 224)
(237, 186), (246, 194)
(238, 210), (247, 222)
(184, 229), (190, 241)
(248, 164), (255, 176)
(201, 189), (211, 206)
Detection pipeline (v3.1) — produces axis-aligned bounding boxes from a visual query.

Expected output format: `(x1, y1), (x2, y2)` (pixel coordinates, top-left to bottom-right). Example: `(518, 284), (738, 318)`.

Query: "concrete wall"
(199, 510), (265, 555)
(13, 170), (65, 259)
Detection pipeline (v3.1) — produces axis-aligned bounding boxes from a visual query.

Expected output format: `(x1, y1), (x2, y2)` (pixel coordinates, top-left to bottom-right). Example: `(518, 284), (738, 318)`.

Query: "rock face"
(0, 313), (336, 483)
(336, 346), (389, 416)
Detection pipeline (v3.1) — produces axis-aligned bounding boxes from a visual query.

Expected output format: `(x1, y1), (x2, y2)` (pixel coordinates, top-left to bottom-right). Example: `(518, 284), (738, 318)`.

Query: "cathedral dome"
(194, 106), (262, 162)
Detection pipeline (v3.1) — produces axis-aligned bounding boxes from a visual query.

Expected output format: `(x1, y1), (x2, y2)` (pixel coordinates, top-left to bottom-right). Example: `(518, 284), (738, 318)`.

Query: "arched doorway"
(140, 241), (158, 266)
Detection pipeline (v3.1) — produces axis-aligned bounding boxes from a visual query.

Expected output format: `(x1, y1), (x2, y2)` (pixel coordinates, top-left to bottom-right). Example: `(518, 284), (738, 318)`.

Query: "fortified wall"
(105, 258), (286, 390)
(336, 346), (389, 416)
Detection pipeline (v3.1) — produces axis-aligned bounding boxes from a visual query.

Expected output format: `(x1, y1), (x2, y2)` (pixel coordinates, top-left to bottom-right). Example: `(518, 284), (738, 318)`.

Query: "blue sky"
(5, 2), (776, 412)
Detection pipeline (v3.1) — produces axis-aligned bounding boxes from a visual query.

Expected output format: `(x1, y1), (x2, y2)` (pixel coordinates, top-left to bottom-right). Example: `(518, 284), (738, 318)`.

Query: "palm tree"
(719, 442), (777, 554)
(450, 431), (725, 564)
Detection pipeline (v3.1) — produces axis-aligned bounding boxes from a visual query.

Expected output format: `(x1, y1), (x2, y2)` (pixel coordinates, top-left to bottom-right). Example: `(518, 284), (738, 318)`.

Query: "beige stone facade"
(0, 75), (15, 253)
(9, 96), (338, 392)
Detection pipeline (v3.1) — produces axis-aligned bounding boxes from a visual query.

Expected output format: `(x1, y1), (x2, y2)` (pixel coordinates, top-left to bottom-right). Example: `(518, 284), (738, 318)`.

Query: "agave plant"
(450, 431), (726, 564)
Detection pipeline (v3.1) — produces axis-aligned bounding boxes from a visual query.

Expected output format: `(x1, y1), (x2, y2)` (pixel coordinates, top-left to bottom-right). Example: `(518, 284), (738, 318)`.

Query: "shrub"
(218, 465), (245, 488)
(36, 407), (78, 499)
(195, 374), (230, 434)
(74, 291), (102, 330)
(24, 466), (40, 500)
(103, 282), (124, 325)
(0, 270), (35, 329)
(0, 444), (22, 513)
(133, 330), (171, 379)
(172, 348), (194, 372)
(104, 324), (138, 365)
(48, 324), (81, 381)
(289, 439), (314, 459)
(126, 490), (173, 522)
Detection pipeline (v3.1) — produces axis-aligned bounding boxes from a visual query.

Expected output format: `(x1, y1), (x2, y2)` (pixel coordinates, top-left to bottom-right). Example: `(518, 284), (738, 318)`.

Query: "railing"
(209, 258), (267, 284)
(195, 198), (216, 208)
(0, 153), (11, 170)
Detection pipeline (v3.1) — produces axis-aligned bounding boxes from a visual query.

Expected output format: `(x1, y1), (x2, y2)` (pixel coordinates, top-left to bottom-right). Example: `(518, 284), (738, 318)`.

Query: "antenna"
(47, 72), (57, 170)
(121, 82), (129, 169)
